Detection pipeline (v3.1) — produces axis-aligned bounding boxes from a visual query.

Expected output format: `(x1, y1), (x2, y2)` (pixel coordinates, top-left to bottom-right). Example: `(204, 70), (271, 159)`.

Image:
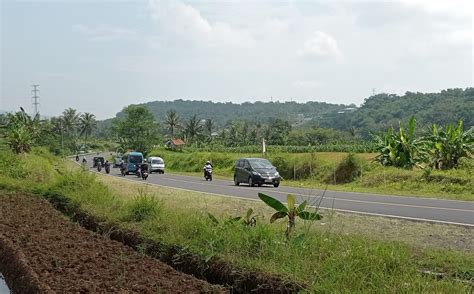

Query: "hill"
(318, 88), (474, 136)
(116, 100), (349, 127)
(100, 88), (473, 138)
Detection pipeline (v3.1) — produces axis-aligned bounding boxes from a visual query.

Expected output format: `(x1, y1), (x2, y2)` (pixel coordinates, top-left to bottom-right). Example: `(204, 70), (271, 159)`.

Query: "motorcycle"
(104, 163), (110, 174)
(137, 163), (149, 180)
(97, 164), (102, 172)
(204, 169), (213, 181)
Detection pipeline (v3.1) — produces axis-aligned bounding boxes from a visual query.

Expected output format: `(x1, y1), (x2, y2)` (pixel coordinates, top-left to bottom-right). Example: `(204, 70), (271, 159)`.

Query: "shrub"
(125, 190), (162, 222)
(328, 153), (361, 184)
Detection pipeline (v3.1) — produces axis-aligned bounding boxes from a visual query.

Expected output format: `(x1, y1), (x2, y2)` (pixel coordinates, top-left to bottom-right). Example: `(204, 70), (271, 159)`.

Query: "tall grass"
(0, 150), (472, 292)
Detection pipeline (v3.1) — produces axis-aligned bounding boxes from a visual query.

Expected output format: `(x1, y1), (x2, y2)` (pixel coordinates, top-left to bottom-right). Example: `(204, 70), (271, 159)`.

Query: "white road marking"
(154, 176), (474, 213)
(89, 169), (474, 227)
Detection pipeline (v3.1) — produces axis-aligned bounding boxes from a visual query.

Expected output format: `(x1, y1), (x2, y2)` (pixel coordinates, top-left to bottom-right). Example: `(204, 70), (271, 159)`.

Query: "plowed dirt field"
(0, 192), (226, 293)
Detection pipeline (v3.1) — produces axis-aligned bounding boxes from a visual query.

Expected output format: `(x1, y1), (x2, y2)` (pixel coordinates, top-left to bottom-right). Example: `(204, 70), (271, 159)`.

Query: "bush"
(327, 153), (362, 184)
(125, 190), (162, 222)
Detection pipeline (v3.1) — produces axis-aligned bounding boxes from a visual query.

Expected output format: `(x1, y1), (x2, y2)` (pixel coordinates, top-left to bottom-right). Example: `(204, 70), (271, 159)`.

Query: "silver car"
(147, 157), (165, 174)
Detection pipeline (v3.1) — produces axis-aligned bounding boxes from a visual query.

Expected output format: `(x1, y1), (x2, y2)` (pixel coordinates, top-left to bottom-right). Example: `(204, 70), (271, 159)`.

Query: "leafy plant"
(258, 193), (321, 239)
(427, 120), (473, 169)
(4, 108), (42, 154)
(243, 208), (258, 227)
(373, 116), (427, 169)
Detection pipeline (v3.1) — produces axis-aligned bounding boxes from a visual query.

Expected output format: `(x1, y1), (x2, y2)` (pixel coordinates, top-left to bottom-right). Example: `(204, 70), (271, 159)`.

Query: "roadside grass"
(1, 151), (473, 292)
(148, 148), (474, 201)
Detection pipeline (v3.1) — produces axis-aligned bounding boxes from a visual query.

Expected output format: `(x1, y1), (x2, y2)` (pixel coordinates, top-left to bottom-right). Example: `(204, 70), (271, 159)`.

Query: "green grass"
(149, 148), (474, 201)
(0, 150), (472, 292)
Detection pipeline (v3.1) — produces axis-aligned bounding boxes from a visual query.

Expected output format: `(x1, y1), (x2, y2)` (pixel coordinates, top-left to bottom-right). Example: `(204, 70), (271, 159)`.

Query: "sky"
(1, 0), (473, 120)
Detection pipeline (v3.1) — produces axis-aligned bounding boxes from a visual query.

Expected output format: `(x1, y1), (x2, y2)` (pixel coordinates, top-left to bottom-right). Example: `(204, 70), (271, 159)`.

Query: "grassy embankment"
(0, 148), (473, 292)
(148, 148), (474, 201)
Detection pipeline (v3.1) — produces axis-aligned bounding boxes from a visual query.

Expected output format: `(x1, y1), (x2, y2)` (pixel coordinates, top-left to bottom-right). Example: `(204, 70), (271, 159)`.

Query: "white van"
(147, 157), (165, 174)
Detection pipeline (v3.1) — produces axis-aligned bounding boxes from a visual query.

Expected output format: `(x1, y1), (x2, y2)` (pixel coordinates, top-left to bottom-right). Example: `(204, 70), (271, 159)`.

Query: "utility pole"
(31, 84), (40, 116)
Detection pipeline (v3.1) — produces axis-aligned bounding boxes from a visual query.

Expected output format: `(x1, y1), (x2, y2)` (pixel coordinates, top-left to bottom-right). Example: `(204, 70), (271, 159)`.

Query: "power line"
(31, 84), (40, 116)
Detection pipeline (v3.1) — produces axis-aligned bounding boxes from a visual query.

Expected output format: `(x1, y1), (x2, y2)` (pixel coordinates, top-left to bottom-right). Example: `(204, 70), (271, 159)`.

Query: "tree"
(4, 108), (41, 154)
(62, 108), (80, 151)
(204, 118), (214, 141)
(268, 119), (291, 145)
(184, 115), (202, 145)
(79, 113), (97, 150)
(165, 109), (180, 139)
(112, 105), (159, 155)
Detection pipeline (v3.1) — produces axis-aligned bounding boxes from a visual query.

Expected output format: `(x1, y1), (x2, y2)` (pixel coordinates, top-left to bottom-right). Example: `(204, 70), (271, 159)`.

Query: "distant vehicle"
(113, 156), (123, 168)
(92, 157), (105, 168)
(137, 163), (149, 180)
(121, 152), (144, 174)
(234, 158), (281, 187)
(147, 157), (165, 174)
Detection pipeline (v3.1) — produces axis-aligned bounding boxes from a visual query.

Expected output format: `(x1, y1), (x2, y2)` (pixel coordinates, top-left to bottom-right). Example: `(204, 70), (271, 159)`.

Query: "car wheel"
(273, 183), (280, 188)
(234, 176), (240, 186)
(248, 177), (254, 187)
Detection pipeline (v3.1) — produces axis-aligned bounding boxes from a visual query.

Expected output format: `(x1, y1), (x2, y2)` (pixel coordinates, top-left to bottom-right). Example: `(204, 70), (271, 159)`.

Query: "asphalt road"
(80, 154), (474, 227)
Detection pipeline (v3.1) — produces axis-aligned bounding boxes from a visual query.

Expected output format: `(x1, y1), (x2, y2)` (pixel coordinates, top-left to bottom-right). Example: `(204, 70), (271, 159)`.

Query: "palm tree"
(204, 118), (214, 140)
(184, 115), (202, 145)
(51, 116), (66, 151)
(62, 108), (80, 150)
(79, 113), (97, 150)
(165, 110), (180, 139)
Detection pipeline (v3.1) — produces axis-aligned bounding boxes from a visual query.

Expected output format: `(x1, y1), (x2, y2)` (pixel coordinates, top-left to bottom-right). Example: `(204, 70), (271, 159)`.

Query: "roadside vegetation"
(0, 149), (472, 292)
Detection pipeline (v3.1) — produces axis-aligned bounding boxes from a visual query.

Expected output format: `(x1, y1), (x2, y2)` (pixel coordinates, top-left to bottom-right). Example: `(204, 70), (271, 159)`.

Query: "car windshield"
(248, 159), (273, 168)
(152, 159), (163, 164)
(129, 155), (143, 164)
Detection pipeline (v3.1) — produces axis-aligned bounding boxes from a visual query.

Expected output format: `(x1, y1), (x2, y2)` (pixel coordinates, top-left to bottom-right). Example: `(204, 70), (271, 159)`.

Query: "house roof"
(171, 139), (186, 146)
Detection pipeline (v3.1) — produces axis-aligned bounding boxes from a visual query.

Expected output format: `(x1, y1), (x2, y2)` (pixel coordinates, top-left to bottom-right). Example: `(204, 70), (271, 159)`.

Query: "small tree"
(258, 193), (321, 240)
(427, 120), (473, 169)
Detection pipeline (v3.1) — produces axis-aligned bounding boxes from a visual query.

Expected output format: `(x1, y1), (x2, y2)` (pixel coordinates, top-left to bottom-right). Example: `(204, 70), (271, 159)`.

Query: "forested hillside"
(320, 88), (474, 136)
(116, 100), (348, 127)
(100, 88), (473, 138)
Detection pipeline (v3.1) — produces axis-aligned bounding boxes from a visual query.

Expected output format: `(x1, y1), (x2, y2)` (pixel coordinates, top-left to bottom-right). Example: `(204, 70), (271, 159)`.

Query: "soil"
(0, 192), (226, 293)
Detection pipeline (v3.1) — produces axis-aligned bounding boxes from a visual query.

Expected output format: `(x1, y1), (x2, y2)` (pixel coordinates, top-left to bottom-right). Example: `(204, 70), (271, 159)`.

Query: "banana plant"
(258, 193), (321, 239)
(427, 120), (473, 169)
(373, 116), (427, 168)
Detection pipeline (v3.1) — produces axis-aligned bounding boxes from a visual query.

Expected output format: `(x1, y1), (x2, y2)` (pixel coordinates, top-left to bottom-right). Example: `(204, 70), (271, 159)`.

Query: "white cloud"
(74, 24), (137, 42)
(148, 0), (255, 49)
(298, 31), (342, 60)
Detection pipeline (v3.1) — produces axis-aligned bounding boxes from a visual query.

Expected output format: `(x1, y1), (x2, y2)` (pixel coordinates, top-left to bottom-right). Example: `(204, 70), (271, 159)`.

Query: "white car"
(147, 157), (165, 174)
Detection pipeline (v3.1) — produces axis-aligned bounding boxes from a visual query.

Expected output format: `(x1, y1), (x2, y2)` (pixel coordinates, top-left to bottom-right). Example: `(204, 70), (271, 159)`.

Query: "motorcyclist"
(203, 160), (213, 177)
(75, 154), (79, 161)
(104, 160), (111, 174)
